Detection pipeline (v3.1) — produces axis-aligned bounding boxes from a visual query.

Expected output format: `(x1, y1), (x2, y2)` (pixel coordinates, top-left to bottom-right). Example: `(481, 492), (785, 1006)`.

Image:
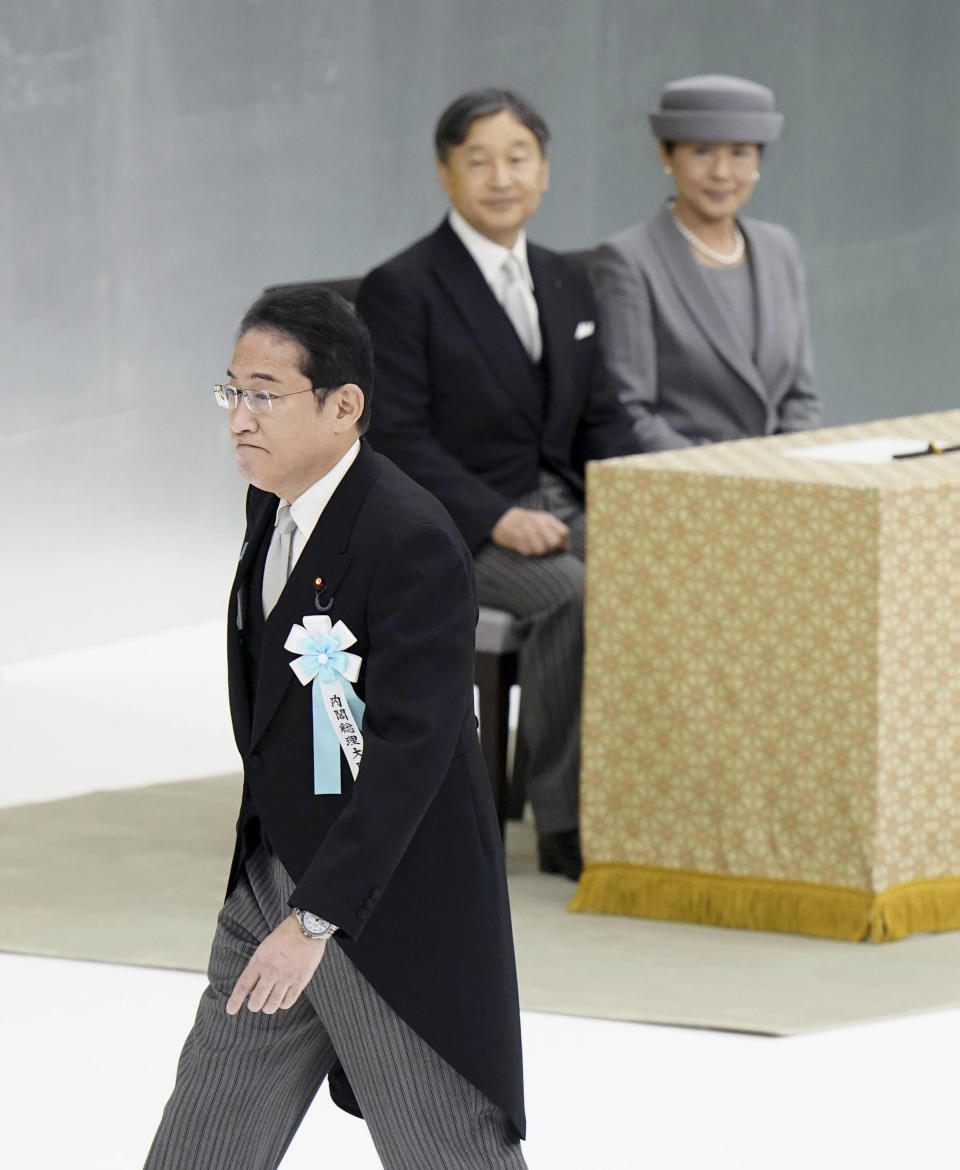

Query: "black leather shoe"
(538, 829), (582, 881)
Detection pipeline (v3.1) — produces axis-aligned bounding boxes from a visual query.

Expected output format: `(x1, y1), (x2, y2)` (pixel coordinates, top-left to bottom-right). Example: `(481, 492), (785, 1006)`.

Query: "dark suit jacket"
(356, 219), (642, 553)
(590, 203), (822, 451)
(226, 441), (525, 1138)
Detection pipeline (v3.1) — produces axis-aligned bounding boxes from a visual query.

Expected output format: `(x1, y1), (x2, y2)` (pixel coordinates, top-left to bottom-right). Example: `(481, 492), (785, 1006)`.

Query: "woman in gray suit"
(592, 74), (822, 451)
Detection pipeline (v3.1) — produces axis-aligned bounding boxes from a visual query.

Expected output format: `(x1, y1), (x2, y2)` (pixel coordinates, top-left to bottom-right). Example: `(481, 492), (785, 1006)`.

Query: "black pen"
(892, 442), (960, 460)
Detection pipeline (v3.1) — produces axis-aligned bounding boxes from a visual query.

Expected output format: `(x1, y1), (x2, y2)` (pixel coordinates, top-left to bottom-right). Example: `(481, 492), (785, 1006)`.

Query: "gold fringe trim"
(872, 876), (960, 942)
(569, 864), (960, 943)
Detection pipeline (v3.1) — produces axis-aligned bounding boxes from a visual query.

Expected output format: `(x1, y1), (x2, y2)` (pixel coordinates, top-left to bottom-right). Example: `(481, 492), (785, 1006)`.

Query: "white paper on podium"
(783, 437), (931, 464)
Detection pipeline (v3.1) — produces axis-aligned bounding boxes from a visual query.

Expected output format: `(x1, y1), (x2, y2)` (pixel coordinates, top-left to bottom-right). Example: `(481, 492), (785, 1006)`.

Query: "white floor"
(0, 621), (238, 806)
(2, 628), (959, 1168)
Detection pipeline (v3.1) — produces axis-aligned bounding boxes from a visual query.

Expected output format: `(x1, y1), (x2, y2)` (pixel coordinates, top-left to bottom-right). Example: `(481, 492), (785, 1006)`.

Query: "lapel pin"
(314, 574), (334, 614)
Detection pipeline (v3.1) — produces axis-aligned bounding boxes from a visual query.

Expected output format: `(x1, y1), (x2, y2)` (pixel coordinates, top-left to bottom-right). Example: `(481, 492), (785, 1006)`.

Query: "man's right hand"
(491, 507), (570, 557)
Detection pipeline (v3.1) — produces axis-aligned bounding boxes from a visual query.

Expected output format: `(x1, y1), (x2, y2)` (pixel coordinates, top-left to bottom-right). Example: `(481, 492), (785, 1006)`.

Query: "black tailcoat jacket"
(225, 441), (525, 1138)
(356, 219), (642, 554)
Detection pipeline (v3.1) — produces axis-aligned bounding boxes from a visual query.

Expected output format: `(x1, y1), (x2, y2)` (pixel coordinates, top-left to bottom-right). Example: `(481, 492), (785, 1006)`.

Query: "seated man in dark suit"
(357, 89), (644, 879)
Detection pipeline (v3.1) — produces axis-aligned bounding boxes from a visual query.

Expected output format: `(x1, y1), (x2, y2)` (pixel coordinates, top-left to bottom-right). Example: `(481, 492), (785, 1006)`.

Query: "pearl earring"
(752, 170), (760, 181)
(664, 165), (673, 175)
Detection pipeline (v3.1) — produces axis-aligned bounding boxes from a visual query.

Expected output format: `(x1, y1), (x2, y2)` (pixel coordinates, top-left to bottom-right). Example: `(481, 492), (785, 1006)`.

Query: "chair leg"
(507, 713), (528, 822)
(475, 651), (515, 834)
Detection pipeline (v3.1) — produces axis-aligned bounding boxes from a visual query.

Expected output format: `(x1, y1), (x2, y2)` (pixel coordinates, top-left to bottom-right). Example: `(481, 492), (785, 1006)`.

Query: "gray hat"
(649, 74), (783, 144)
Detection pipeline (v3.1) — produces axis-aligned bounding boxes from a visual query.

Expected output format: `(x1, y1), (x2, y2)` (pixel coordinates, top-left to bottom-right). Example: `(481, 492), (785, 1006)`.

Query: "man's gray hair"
(434, 88), (549, 163)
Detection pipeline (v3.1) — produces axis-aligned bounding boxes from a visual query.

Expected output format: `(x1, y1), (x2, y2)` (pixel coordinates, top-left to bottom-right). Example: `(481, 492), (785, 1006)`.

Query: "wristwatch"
(293, 908), (337, 941)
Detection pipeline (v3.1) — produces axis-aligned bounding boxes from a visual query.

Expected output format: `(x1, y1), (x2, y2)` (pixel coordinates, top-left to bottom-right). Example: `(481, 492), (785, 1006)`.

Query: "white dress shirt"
(261, 439), (361, 616)
(447, 209), (542, 354)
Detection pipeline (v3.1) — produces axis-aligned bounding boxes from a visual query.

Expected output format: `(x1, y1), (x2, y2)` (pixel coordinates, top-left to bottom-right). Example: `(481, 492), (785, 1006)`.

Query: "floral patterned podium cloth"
(572, 411), (960, 942)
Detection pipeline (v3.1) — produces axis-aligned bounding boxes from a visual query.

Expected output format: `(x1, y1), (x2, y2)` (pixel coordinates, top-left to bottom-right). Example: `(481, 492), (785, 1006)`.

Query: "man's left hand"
(226, 914), (328, 1016)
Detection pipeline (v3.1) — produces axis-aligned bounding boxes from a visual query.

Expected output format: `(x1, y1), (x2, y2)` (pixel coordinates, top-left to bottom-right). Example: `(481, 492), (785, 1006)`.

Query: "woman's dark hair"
(239, 284), (374, 434)
(434, 88), (549, 162)
(662, 140), (766, 157)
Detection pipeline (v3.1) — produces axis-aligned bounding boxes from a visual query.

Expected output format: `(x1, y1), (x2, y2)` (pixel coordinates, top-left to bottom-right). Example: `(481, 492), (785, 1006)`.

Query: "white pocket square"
(574, 320), (595, 341)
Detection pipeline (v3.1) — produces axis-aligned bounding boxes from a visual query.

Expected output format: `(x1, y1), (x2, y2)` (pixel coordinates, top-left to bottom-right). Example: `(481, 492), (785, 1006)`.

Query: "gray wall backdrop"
(3, 0), (959, 661)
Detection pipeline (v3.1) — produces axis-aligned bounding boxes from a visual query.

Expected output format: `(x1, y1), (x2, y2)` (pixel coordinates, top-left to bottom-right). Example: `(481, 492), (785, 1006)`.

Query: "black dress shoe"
(537, 829), (582, 881)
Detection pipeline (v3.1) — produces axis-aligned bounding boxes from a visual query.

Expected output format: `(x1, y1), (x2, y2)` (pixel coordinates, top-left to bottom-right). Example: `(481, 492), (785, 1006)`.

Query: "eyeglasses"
(213, 384), (317, 414)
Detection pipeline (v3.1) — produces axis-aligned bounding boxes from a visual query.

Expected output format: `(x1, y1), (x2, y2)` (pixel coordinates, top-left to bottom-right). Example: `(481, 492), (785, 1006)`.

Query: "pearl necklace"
(670, 206), (745, 266)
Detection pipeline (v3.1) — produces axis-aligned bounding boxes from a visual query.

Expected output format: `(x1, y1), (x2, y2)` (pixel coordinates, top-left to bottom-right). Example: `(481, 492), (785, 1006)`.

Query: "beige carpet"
(4, 775), (960, 1035)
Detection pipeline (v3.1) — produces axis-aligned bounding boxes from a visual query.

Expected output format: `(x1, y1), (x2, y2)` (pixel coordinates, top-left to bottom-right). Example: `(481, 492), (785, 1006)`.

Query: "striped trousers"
(474, 472), (585, 835)
(144, 844), (525, 1170)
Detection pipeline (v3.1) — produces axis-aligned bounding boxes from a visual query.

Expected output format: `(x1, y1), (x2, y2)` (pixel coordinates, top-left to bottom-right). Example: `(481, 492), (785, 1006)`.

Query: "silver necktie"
(501, 254), (542, 362)
(261, 504), (299, 617)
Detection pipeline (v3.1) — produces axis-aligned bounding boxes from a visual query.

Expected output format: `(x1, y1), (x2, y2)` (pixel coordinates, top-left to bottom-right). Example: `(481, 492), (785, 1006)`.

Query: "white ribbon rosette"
(284, 616), (365, 794)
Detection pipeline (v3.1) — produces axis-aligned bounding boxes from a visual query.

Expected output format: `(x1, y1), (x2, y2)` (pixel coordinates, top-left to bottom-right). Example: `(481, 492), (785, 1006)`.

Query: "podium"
(572, 412), (960, 942)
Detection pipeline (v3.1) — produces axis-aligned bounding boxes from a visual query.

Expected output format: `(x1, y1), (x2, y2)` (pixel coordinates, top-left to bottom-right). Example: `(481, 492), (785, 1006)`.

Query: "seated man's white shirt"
(448, 208), (540, 332)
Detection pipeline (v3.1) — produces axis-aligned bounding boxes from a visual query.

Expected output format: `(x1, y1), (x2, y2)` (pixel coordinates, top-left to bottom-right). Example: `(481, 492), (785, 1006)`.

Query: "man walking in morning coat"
(144, 286), (526, 1169)
(357, 90), (645, 880)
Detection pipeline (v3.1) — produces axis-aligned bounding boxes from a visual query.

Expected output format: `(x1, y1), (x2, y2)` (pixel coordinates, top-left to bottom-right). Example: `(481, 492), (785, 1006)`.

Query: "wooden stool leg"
(507, 712), (528, 821)
(475, 651), (514, 834)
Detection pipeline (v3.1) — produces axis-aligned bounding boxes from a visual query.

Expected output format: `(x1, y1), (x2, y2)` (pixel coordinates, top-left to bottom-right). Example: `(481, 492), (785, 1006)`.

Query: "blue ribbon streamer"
(294, 630), (365, 795)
